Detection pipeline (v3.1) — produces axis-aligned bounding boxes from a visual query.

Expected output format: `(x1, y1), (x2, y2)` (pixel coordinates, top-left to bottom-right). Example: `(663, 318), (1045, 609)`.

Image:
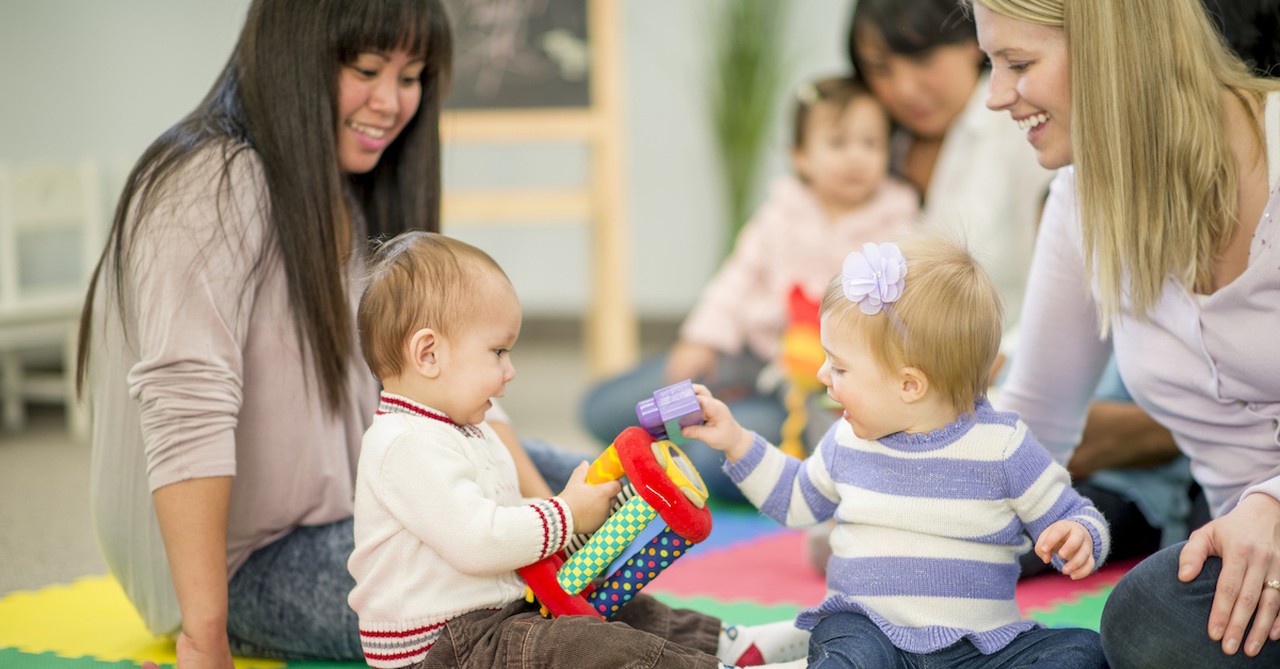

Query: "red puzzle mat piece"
(649, 531), (825, 606)
(649, 529), (1137, 613)
(1014, 557), (1141, 613)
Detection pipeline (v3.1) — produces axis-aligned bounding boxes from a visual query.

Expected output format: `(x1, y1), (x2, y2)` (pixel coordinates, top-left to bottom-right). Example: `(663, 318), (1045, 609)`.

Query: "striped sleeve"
(1003, 423), (1111, 571)
(725, 429), (840, 528)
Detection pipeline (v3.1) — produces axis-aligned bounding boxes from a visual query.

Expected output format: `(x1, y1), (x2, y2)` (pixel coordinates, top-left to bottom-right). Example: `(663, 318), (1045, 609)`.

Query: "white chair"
(0, 159), (102, 439)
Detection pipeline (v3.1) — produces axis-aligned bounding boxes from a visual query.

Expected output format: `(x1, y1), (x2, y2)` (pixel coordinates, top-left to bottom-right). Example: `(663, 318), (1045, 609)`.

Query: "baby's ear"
(898, 366), (930, 404)
(406, 328), (444, 378)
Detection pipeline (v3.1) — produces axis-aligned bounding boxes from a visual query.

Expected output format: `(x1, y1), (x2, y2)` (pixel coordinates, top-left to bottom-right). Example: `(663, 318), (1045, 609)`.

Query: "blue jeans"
(579, 354), (786, 505)
(225, 440), (591, 660)
(1101, 542), (1280, 667)
(523, 437), (591, 492)
(227, 519), (362, 660)
(809, 612), (1106, 668)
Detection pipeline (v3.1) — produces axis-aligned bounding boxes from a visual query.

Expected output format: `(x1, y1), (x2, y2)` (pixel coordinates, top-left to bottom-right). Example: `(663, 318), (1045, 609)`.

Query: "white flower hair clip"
(842, 242), (907, 315)
(796, 83), (820, 106)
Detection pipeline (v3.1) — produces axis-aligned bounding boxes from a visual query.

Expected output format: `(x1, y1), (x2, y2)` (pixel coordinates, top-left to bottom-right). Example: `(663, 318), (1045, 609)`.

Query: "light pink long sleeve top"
(86, 147), (379, 634)
(679, 175), (919, 363)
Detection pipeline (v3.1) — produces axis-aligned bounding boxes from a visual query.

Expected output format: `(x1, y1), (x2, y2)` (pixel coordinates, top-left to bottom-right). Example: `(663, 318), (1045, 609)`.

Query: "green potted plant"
(705, 0), (792, 251)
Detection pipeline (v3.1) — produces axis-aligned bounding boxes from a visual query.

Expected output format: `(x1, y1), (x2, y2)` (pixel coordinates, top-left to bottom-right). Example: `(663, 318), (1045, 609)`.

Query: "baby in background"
(582, 74), (920, 503)
(346, 231), (808, 669)
(685, 235), (1112, 668)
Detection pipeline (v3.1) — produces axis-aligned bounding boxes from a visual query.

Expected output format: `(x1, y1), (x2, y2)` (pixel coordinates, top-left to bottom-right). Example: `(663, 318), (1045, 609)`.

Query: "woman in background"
(578, 75), (918, 504)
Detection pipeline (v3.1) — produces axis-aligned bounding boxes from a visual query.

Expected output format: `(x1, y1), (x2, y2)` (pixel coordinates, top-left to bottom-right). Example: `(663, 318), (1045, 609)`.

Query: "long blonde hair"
(974, 0), (1280, 328)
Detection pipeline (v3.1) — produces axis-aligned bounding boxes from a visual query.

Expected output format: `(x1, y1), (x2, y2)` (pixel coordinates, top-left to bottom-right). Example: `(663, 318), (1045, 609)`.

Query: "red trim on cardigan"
(358, 620), (446, 638)
(376, 393), (483, 438)
(551, 498), (569, 552)
(532, 502), (551, 559)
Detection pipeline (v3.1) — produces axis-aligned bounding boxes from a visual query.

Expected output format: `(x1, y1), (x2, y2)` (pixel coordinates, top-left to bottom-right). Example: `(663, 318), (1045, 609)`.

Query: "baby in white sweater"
(347, 230), (807, 669)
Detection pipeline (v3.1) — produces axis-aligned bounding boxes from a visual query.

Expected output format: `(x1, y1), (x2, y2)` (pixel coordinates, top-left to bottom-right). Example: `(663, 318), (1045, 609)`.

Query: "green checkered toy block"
(556, 496), (656, 594)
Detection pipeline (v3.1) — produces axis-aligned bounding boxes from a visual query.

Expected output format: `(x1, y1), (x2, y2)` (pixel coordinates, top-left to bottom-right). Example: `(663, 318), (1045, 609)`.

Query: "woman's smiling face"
(336, 49), (425, 174)
(974, 4), (1073, 169)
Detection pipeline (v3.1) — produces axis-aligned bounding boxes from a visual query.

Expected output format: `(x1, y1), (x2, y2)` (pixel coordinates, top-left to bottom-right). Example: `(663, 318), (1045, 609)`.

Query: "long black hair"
(847, 0), (981, 86)
(77, 0), (453, 410)
(1199, 0), (1280, 75)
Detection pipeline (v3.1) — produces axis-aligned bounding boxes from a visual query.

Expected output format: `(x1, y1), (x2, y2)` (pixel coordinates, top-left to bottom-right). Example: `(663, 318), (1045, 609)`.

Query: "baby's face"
(815, 317), (904, 441)
(793, 97), (892, 216)
(433, 279), (522, 426)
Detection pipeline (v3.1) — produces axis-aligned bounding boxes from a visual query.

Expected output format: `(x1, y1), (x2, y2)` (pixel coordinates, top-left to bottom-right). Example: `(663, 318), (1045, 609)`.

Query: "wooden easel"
(441, 0), (637, 377)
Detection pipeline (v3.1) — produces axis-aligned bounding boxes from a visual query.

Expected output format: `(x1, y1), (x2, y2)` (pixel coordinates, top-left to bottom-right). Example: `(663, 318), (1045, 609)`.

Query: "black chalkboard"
(443, 0), (591, 109)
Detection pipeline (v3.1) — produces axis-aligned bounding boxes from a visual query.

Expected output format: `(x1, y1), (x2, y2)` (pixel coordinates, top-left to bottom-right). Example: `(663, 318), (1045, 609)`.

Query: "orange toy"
(777, 285), (825, 458)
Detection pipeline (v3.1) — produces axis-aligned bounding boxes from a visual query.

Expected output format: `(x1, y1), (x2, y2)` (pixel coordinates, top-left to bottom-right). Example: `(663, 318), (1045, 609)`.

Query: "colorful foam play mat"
(0, 505), (1134, 668)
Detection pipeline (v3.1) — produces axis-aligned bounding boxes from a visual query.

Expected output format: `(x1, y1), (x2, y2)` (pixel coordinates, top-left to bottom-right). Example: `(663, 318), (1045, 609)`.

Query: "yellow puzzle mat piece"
(0, 576), (285, 669)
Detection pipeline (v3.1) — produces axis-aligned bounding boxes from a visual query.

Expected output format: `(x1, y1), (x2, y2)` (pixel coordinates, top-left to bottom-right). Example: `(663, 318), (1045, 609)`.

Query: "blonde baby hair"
(357, 231), (511, 381)
(820, 233), (1003, 413)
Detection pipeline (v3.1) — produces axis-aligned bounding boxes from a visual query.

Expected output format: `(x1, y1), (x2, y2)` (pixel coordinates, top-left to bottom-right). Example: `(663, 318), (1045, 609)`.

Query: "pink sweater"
(680, 176), (919, 362)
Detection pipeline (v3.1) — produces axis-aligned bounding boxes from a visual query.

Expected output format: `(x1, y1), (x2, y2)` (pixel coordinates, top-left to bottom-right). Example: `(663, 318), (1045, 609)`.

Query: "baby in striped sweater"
(685, 235), (1112, 668)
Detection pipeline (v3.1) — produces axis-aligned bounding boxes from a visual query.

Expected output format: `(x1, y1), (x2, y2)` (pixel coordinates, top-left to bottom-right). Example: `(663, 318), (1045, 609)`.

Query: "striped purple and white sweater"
(725, 398), (1110, 655)
(347, 393), (573, 668)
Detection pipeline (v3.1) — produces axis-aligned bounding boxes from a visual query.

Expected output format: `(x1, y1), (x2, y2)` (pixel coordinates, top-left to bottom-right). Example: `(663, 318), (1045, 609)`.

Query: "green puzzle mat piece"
(1025, 589), (1112, 630)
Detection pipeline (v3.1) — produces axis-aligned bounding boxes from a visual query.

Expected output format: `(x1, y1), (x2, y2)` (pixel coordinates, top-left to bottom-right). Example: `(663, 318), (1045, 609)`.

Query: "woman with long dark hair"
(77, 0), (458, 664)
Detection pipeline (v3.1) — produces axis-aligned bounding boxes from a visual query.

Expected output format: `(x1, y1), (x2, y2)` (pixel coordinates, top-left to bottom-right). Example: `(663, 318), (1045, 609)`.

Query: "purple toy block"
(635, 379), (703, 442)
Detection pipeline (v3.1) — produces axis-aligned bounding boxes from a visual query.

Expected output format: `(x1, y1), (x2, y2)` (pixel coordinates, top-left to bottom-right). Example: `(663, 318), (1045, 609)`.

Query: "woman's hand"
(140, 628), (234, 669)
(175, 627), (235, 669)
(1068, 401), (1179, 479)
(663, 341), (719, 385)
(1179, 492), (1280, 657)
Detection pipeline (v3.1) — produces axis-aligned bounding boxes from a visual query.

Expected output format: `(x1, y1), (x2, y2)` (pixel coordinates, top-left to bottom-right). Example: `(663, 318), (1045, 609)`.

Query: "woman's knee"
(1101, 543), (1222, 667)
(579, 357), (666, 442)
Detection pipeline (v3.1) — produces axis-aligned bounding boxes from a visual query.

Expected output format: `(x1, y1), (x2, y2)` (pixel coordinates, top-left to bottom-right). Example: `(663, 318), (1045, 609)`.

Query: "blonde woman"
(970, 0), (1280, 665)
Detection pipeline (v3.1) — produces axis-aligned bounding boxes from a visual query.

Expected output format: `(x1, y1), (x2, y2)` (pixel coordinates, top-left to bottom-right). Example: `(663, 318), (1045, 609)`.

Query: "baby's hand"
(1035, 520), (1096, 580)
(681, 384), (753, 462)
(557, 462), (623, 534)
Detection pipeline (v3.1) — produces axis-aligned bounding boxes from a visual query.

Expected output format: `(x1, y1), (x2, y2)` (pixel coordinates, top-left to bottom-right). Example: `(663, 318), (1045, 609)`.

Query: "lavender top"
(999, 94), (1280, 517)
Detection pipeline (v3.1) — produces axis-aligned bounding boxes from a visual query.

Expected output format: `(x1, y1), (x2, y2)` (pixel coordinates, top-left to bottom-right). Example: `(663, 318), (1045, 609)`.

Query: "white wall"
(0, 0), (855, 319)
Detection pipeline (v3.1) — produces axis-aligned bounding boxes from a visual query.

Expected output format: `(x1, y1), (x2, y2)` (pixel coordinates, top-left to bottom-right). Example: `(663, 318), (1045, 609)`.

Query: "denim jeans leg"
(579, 355), (668, 444)
(1101, 542), (1280, 668)
(808, 613), (912, 669)
(522, 437), (590, 492)
(578, 351), (787, 505)
(949, 627), (1105, 668)
(226, 519), (363, 660)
